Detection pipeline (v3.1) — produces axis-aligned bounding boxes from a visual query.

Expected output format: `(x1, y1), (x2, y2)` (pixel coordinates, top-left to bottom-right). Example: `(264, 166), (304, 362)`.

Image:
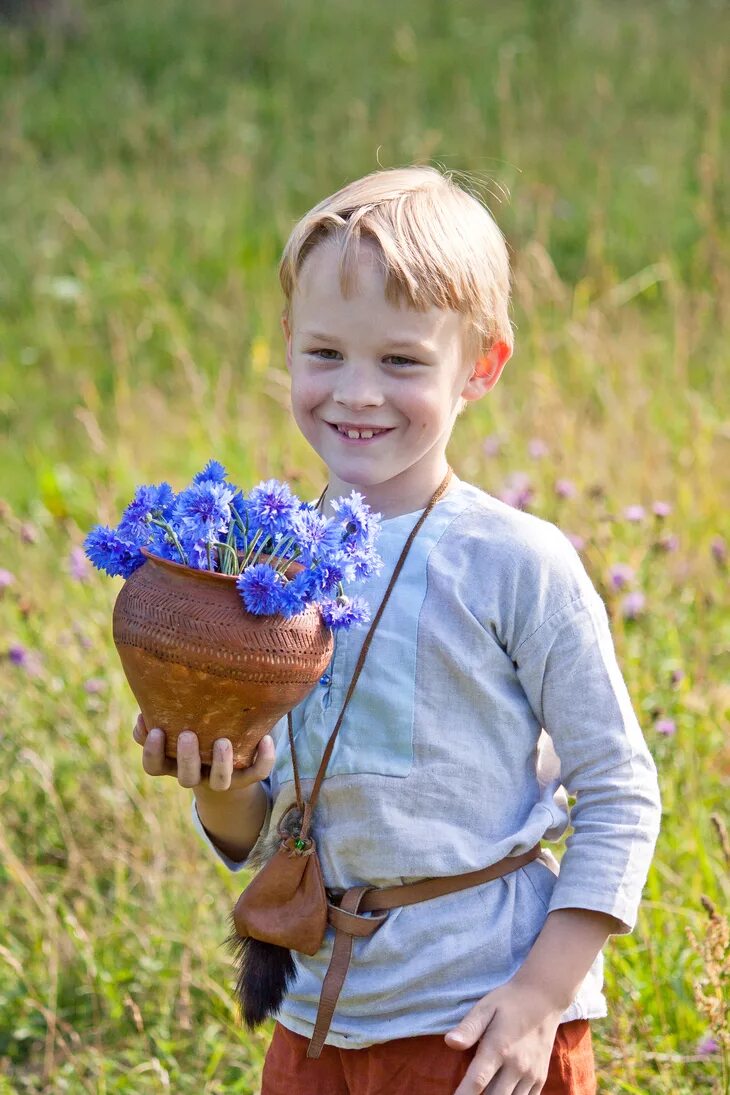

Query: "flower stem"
(239, 529), (264, 570)
(221, 522), (238, 574)
(149, 517), (188, 565)
(230, 504), (248, 550)
(274, 544), (302, 576)
(270, 535), (296, 573)
(248, 532), (272, 569)
(215, 540), (238, 574)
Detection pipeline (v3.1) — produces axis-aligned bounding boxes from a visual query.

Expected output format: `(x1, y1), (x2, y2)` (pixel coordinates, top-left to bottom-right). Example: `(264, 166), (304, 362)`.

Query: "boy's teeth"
(340, 427), (378, 439)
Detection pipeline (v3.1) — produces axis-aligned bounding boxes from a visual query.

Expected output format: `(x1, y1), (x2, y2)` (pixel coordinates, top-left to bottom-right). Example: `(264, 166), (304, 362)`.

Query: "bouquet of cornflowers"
(84, 460), (383, 631)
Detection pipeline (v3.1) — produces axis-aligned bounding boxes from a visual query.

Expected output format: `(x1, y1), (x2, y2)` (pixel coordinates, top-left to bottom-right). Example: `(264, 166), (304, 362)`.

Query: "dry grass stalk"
(686, 813), (730, 1093)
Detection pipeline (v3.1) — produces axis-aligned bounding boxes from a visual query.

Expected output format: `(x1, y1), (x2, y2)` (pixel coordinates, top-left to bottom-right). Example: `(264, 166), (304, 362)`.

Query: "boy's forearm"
(511, 907), (621, 1013)
(193, 781), (269, 862)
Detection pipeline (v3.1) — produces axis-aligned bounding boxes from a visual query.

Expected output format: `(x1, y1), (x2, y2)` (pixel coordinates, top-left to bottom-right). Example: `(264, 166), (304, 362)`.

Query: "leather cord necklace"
(287, 464), (455, 841)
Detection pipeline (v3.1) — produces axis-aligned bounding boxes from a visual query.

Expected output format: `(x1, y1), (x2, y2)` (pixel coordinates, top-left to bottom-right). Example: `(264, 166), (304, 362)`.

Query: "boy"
(134, 166), (662, 1094)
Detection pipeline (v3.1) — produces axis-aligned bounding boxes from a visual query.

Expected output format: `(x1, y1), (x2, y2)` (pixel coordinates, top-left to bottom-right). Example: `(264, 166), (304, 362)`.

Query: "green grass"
(1, 0), (728, 1091)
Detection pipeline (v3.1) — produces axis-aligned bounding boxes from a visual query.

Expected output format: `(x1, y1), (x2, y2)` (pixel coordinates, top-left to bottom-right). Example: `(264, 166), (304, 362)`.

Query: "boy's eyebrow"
(300, 330), (435, 353)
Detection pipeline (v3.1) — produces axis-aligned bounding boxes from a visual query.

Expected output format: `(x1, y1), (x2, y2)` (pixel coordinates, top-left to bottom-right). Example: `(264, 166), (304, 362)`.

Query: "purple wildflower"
(20, 522), (38, 544)
(320, 595), (371, 630)
(173, 481), (235, 545)
(193, 460), (228, 484)
(84, 677), (106, 694)
(555, 478), (577, 499)
(528, 439), (549, 459)
(7, 643), (43, 677)
(68, 546), (90, 582)
(566, 533), (586, 552)
(84, 525), (145, 578)
(499, 472), (533, 510)
(623, 505), (646, 523)
(696, 1036), (719, 1056)
(656, 532), (679, 553)
(609, 564), (634, 591)
(710, 536), (727, 567)
(669, 668), (684, 687)
(621, 591), (646, 619)
(482, 434), (502, 457)
(652, 500), (672, 518)
(0, 569), (15, 591)
(654, 718), (676, 736)
(247, 479), (299, 541)
(237, 563), (287, 616)
(119, 483), (176, 543)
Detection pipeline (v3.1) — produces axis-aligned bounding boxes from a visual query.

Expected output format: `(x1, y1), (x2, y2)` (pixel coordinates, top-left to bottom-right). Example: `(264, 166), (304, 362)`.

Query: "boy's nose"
(333, 372), (384, 409)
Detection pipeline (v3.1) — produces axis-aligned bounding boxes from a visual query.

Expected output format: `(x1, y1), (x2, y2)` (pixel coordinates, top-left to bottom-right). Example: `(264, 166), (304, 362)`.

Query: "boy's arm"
(446, 907), (617, 1094)
(512, 585), (662, 934)
(192, 780), (271, 867)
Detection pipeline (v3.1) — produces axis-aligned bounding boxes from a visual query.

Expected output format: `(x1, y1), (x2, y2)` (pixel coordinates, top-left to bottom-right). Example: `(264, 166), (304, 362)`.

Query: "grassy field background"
(1, 0), (728, 1091)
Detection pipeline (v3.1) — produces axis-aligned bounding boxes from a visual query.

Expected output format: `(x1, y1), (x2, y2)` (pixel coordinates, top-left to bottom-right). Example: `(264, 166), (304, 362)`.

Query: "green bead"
(294, 838), (307, 850)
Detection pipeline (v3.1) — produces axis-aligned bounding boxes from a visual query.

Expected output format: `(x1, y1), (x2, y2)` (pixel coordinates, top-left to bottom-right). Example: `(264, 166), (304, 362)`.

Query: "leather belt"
(306, 843), (542, 1059)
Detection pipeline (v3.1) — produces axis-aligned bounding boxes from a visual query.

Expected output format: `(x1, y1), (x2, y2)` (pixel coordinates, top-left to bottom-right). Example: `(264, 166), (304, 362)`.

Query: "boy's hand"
(132, 713), (275, 793)
(445, 979), (563, 1095)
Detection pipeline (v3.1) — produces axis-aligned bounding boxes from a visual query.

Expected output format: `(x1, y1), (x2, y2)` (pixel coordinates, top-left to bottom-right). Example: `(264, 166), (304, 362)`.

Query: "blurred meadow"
(1, 0), (729, 1091)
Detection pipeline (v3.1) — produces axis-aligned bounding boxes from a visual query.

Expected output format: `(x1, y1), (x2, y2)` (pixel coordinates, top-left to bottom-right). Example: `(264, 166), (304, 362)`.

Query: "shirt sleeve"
(513, 589), (662, 933)
(190, 777), (273, 873)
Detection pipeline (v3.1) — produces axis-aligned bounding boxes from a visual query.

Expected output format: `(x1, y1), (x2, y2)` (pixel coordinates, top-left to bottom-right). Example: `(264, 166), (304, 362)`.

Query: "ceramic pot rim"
(140, 546), (304, 585)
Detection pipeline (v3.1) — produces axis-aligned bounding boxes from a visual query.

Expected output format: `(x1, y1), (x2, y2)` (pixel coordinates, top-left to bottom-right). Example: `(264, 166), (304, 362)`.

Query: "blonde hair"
(279, 165), (513, 361)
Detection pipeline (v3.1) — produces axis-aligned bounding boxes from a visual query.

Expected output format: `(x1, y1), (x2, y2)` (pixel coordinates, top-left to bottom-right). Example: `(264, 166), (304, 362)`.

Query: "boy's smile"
(282, 236), (509, 518)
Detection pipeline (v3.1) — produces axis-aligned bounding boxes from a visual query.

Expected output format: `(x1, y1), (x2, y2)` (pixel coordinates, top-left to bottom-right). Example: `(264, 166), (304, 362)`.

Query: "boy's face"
(281, 237), (510, 517)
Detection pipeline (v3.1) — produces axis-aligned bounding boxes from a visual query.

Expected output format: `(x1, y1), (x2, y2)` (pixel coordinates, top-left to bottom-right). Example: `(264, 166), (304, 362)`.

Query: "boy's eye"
(385, 355), (417, 367)
(309, 349), (341, 361)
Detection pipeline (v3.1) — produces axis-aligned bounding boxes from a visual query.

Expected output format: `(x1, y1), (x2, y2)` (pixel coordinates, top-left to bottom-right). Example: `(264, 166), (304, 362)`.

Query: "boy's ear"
(280, 314), (292, 370)
(461, 340), (511, 403)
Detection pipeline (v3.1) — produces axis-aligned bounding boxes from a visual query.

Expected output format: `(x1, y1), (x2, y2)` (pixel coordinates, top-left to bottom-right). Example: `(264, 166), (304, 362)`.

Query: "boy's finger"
(142, 727), (171, 776)
(208, 738), (233, 792)
(132, 714), (148, 744)
(250, 734), (275, 778)
(176, 730), (202, 788)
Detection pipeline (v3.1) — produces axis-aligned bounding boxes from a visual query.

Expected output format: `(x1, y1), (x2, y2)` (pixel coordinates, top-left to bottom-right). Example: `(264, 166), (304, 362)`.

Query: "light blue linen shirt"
(191, 474), (662, 1048)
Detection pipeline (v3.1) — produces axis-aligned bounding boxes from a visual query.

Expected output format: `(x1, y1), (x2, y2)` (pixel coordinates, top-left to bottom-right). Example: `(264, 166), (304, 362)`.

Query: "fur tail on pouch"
(224, 918), (297, 1029)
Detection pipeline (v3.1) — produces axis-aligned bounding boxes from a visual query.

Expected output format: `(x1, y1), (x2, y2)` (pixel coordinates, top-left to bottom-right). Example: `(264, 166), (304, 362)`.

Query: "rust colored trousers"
(261, 1018), (596, 1094)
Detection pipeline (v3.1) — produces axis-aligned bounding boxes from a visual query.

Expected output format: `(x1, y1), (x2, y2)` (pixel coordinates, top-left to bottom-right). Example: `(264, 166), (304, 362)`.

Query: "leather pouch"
(225, 809), (329, 1029)
(232, 831), (328, 956)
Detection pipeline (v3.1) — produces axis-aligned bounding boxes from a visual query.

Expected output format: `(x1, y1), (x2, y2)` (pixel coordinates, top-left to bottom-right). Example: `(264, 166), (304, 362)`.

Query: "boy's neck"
(319, 462), (453, 520)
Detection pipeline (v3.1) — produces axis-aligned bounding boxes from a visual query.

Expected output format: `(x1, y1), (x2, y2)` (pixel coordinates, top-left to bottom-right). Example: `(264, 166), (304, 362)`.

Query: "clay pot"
(113, 547), (333, 768)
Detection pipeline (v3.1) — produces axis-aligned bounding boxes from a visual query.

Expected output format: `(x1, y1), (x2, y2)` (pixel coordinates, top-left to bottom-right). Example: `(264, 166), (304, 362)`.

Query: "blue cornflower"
(285, 567), (319, 601)
(320, 595), (371, 630)
(305, 558), (346, 601)
(237, 563), (287, 616)
(118, 482), (176, 544)
(337, 539), (384, 582)
(329, 491), (381, 549)
(84, 525), (145, 579)
(193, 460), (228, 484)
(247, 479), (299, 540)
(146, 530), (185, 565)
(277, 578), (307, 619)
(173, 481), (235, 545)
(290, 508), (342, 565)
